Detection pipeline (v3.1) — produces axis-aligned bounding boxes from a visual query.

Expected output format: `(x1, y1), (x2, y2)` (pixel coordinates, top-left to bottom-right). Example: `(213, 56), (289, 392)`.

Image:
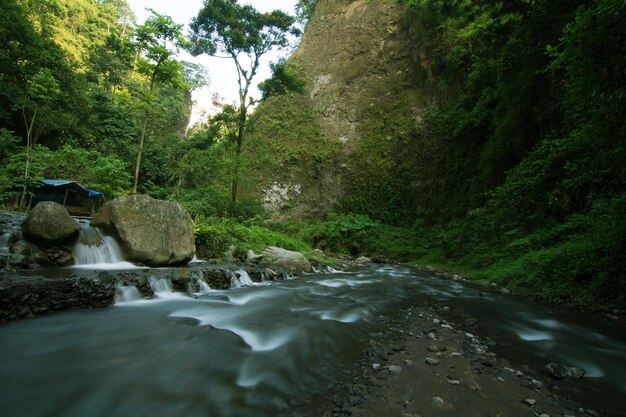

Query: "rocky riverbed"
(322, 301), (604, 417)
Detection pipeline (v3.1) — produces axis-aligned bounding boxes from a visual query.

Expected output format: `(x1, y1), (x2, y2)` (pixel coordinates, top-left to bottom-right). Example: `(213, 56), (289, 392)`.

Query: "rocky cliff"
(246, 0), (427, 220)
(292, 0), (425, 147)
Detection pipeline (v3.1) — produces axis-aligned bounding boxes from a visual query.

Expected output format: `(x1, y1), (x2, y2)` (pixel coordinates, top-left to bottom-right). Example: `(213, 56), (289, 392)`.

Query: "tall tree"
(188, 0), (298, 204)
(130, 9), (185, 194)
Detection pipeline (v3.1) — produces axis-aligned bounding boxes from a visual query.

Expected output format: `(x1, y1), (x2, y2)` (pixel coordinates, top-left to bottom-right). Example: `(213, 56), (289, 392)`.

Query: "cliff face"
(246, 0), (427, 220)
(292, 0), (425, 147)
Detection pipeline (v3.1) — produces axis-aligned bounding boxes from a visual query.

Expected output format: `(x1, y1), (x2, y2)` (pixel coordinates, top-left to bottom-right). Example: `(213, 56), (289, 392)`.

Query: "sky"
(127, 0), (299, 125)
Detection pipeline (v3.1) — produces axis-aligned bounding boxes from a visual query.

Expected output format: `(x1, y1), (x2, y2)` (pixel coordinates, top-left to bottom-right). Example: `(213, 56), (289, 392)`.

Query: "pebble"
(538, 414), (550, 417)
(427, 345), (440, 352)
(433, 318), (441, 324)
(497, 377), (506, 383)
(428, 332), (437, 341)
(404, 359), (414, 365)
(441, 324), (453, 330)
(425, 358), (440, 366)
(522, 398), (536, 406)
(447, 379), (460, 385)
(449, 352), (462, 358)
(432, 396), (445, 407)
(530, 379), (543, 389)
(388, 365), (402, 374)
(442, 306), (450, 312)
(372, 363), (381, 371)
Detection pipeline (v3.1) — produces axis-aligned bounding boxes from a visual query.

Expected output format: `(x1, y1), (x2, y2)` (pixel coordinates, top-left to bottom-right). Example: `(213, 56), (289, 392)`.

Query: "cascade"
(231, 269), (254, 288)
(72, 226), (129, 267)
(115, 285), (142, 303)
(0, 233), (10, 263)
(149, 277), (173, 295)
(198, 279), (212, 292)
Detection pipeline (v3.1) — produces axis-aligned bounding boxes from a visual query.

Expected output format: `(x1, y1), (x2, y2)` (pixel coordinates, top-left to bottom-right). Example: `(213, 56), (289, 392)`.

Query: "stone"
(262, 246), (312, 273)
(425, 358), (440, 365)
(522, 399), (536, 407)
(388, 365), (402, 374)
(447, 379), (460, 385)
(355, 256), (371, 265)
(246, 249), (263, 263)
(92, 194), (195, 267)
(21, 202), (80, 247)
(545, 362), (585, 380)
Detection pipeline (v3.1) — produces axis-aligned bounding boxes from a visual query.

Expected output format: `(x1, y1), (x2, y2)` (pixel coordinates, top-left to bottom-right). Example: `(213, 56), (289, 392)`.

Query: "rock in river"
(21, 202), (80, 247)
(545, 362), (585, 380)
(92, 194), (195, 267)
(263, 246), (311, 273)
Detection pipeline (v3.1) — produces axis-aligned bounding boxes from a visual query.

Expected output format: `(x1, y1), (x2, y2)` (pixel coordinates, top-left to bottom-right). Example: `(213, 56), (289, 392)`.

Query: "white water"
(149, 277), (172, 294)
(72, 226), (138, 269)
(115, 285), (142, 303)
(231, 269), (254, 288)
(198, 279), (212, 292)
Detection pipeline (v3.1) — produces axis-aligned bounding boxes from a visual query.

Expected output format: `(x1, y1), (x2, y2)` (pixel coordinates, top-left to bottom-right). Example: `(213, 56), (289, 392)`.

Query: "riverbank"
(322, 296), (618, 417)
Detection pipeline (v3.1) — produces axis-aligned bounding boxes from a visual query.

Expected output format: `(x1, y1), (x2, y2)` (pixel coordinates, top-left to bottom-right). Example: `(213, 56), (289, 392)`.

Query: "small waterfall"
(115, 285), (142, 303)
(0, 233), (10, 263)
(231, 269), (254, 288)
(149, 277), (173, 296)
(326, 266), (342, 274)
(198, 279), (212, 292)
(73, 226), (130, 267)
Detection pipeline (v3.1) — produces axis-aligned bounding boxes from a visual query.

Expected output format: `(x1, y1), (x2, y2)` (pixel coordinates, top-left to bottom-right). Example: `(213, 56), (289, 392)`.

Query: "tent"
(22, 180), (105, 217)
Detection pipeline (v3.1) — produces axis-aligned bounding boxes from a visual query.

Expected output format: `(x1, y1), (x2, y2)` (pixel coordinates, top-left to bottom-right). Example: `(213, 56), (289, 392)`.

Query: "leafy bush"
(193, 217), (310, 260)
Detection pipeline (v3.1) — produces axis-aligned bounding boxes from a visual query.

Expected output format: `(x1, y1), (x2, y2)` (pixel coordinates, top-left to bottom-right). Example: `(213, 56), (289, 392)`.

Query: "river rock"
(246, 249), (263, 263)
(355, 256), (371, 265)
(21, 202), (80, 247)
(92, 194), (195, 267)
(262, 246), (312, 273)
(545, 362), (585, 380)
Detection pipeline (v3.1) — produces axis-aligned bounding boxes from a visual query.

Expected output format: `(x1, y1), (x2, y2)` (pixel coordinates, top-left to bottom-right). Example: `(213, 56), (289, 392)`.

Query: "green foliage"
(290, 213), (376, 255)
(258, 59), (306, 101)
(295, 0), (317, 24)
(193, 217), (310, 259)
(189, 0), (300, 203)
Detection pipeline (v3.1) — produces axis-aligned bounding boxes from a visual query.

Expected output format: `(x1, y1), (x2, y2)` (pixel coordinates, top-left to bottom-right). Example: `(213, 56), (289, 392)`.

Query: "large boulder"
(91, 194), (195, 267)
(263, 246), (312, 273)
(21, 202), (80, 247)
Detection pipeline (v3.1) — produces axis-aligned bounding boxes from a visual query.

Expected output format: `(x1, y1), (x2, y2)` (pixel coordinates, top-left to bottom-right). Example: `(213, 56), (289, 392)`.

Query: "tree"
(188, 0), (299, 204)
(130, 9), (185, 194)
(19, 68), (61, 208)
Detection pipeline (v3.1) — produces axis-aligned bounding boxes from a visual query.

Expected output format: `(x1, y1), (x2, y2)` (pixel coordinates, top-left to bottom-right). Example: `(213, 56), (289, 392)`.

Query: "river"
(0, 265), (624, 416)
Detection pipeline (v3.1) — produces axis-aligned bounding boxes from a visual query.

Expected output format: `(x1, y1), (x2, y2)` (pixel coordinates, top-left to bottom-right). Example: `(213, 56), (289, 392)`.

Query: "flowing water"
(72, 225), (139, 269)
(0, 265), (624, 417)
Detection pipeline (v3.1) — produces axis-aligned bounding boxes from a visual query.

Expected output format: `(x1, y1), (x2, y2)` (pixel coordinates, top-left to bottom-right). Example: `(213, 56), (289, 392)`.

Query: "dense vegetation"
(1, 0), (624, 310)
(0, 0), (203, 203)
(367, 0), (625, 309)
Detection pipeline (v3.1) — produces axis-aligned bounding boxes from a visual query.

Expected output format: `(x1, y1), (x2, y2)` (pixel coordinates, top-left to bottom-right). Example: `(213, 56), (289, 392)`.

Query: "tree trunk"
(131, 117), (149, 194)
(230, 106), (247, 205)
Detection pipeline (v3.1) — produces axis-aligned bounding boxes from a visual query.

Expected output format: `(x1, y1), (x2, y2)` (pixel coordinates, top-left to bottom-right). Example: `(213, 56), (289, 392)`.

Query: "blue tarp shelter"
(25, 180), (104, 216)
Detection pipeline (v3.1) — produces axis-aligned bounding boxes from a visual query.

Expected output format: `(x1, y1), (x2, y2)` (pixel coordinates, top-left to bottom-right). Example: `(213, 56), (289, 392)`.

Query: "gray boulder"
(263, 246), (311, 273)
(22, 202), (80, 247)
(92, 194), (195, 267)
(545, 362), (585, 380)
(355, 256), (372, 265)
